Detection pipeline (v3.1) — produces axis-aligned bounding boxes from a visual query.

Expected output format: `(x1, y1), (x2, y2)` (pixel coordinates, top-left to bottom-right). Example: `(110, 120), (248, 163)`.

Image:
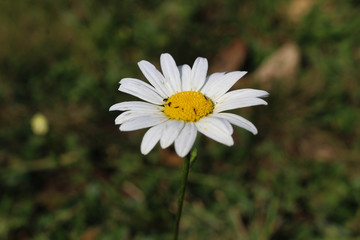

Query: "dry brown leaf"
(298, 129), (344, 162)
(160, 148), (183, 167)
(80, 227), (100, 240)
(122, 181), (145, 202)
(253, 42), (300, 89)
(209, 38), (248, 74)
(287, 0), (316, 22)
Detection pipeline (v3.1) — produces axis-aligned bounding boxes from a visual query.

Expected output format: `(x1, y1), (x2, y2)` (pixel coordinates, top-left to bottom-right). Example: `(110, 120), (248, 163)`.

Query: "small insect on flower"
(110, 53), (269, 157)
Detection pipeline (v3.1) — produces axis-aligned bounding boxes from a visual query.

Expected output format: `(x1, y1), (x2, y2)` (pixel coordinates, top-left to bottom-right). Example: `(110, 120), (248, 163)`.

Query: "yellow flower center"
(163, 91), (214, 122)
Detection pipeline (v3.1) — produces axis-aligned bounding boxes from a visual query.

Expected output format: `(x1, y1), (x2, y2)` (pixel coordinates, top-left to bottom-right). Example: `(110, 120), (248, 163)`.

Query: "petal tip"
(137, 60), (146, 65)
(176, 150), (187, 158)
(140, 147), (149, 155)
(161, 53), (171, 58)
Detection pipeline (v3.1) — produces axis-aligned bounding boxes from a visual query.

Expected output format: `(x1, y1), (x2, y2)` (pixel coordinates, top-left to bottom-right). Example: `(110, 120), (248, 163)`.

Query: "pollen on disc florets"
(163, 91), (214, 122)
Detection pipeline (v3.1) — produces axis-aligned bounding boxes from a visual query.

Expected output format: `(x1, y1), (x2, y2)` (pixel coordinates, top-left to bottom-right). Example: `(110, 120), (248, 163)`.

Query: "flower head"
(31, 113), (49, 136)
(110, 53), (268, 157)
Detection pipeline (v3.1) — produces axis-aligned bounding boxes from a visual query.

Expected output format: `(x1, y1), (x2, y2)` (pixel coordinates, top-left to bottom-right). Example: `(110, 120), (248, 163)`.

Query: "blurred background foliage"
(1, 0), (360, 239)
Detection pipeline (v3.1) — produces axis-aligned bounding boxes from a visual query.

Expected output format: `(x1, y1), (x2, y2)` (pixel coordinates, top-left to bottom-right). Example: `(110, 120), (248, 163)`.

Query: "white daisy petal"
(138, 60), (172, 97)
(160, 120), (185, 148)
(141, 123), (166, 155)
(161, 53), (182, 92)
(116, 111), (166, 125)
(175, 123), (197, 157)
(204, 116), (233, 135)
(110, 101), (163, 112)
(120, 115), (168, 131)
(191, 57), (208, 91)
(115, 111), (147, 125)
(216, 89), (269, 103)
(119, 78), (164, 105)
(204, 71), (247, 101)
(195, 117), (234, 146)
(178, 64), (192, 91)
(214, 98), (268, 113)
(200, 72), (226, 96)
(216, 112), (258, 135)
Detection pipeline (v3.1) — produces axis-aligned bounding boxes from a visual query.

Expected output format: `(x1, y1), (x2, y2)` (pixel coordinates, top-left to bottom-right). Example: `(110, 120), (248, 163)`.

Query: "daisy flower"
(110, 53), (268, 157)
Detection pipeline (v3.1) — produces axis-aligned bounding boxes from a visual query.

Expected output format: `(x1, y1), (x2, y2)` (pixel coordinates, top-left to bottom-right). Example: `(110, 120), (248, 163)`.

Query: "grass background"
(1, 0), (360, 239)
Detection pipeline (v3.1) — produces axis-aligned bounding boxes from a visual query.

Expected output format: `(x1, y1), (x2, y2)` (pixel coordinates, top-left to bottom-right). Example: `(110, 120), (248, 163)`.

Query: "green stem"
(173, 149), (197, 240)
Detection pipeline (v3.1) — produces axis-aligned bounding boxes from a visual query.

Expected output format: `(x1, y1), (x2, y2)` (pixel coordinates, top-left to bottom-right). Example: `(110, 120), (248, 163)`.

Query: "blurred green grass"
(1, 0), (360, 239)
